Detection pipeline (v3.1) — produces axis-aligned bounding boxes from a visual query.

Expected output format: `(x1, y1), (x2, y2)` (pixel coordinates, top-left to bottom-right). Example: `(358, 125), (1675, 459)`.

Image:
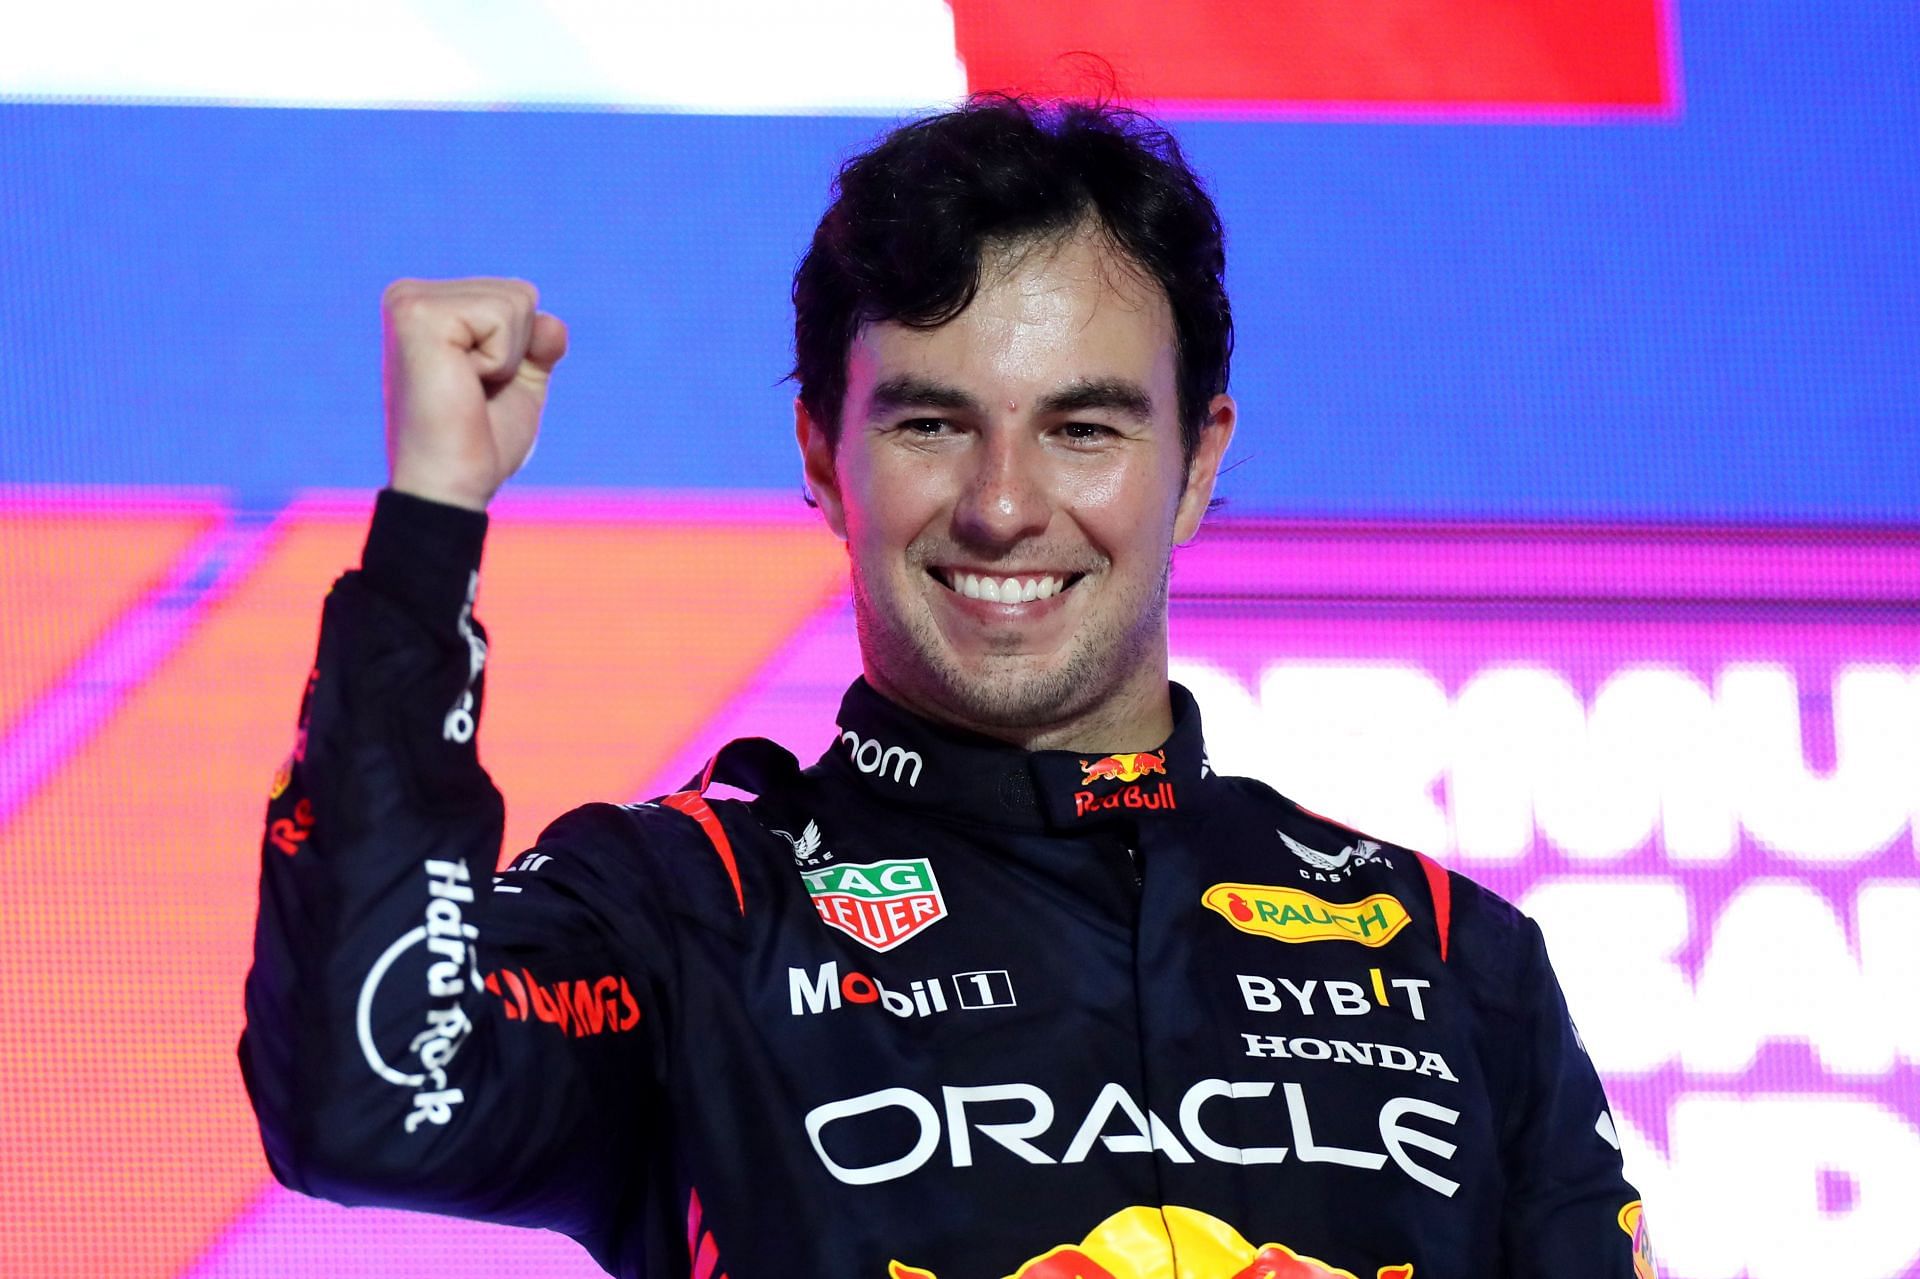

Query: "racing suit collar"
(823, 677), (1209, 832)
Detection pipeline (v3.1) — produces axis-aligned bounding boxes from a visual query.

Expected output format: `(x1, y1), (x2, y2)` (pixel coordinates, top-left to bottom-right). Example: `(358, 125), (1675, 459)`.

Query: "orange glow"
(0, 500), (845, 1278)
(0, 509), (360, 1279)
(0, 501), (219, 739)
(479, 507), (847, 859)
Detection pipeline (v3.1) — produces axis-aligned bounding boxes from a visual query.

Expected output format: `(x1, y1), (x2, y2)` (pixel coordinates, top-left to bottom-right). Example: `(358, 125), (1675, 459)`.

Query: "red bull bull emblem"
(1202, 884), (1411, 948)
(1617, 1200), (1658, 1279)
(889, 1205), (1413, 1279)
(1080, 751), (1168, 785)
(1074, 751), (1176, 818)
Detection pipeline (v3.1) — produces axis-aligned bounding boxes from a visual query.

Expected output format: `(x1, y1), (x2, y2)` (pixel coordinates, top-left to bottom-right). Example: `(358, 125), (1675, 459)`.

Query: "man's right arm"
(237, 279), (673, 1242)
(238, 489), (669, 1241)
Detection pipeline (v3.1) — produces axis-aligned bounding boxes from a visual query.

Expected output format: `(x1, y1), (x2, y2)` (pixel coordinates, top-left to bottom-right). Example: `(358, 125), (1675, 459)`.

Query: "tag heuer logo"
(801, 858), (947, 952)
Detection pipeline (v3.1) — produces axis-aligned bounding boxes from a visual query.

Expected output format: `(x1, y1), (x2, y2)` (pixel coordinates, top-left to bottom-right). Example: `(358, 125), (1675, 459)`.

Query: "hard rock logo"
(1201, 884), (1411, 948)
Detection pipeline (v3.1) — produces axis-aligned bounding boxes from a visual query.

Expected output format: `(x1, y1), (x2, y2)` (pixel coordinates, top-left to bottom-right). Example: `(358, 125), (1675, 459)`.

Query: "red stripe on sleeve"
(663, 763), (745, 915)
(1414, 850), (1452, 963)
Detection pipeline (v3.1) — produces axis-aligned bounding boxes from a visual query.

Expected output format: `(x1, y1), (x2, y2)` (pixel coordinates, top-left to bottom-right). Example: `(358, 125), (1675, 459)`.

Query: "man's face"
(800, 226), (1233, 745)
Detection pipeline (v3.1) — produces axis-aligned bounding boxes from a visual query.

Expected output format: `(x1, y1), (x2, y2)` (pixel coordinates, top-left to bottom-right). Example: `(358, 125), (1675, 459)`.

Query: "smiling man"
(241, 98), (1654, 1279)
(809, 224), (1232, 750)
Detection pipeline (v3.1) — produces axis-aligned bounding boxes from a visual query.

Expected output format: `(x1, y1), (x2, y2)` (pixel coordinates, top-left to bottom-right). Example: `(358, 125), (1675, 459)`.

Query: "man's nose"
(953, 428), (1050, 547)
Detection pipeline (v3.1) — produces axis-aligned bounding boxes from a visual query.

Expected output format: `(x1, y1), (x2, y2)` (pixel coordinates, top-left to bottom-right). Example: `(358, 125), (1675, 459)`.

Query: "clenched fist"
(383, 277), (569, 511)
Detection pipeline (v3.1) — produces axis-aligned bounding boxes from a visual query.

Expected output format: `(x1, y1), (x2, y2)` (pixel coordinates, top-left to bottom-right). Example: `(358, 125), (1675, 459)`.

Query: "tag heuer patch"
(801, 858), (946, 952)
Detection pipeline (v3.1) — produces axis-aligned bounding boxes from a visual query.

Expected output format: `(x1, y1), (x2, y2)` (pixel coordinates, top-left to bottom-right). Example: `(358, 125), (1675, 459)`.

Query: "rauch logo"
(1203, 885), (1411, 948)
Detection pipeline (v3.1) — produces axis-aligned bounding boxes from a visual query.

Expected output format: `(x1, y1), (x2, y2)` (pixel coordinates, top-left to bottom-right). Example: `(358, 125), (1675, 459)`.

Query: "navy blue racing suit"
(239, 490), (1657, 1279)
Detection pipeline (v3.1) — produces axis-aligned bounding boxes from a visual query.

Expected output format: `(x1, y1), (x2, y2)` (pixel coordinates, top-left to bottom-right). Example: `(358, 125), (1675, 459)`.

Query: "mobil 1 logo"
(789, 961), (1016, 1019)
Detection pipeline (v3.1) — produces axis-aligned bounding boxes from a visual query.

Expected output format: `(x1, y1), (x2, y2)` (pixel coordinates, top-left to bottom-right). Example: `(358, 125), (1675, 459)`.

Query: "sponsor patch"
(788, 961), (1016, 1018)
(1279, 829), (1390, 883)
(1079, 750), (1167, 785)
(811, 1078), (1460, 1195)
(267, 796), (314, 856)
(840, 730), (924, 787)
(1203, 884), (1411, 948)
(802, 858), (947, 952)
(776, 818), (832, 868)
(1240, 1033), (1458, 1082)
(484, 967), (641, 1038)
(1237, 970), (1431, 1020)
(1618, 1200), (1659, 1279)
(1073, 780), (1178, 819)
(355, 858), (482, 1133)
(889, 1204), (1414, 1279)
(1070, 751), (1179, 819)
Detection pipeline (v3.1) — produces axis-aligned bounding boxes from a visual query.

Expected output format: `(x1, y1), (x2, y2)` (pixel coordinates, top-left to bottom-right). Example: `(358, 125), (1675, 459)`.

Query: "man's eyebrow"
(864, 374), (1156, 422)
(1035, 378), (1155, 422)
(866, 375), (985, 419)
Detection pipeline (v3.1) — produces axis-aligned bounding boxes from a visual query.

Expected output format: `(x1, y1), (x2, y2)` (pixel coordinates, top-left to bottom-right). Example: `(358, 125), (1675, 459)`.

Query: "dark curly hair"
(791, 95), (1233, 465)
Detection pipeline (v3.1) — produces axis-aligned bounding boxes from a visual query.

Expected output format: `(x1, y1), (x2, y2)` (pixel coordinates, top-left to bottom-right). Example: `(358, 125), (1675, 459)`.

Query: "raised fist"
(382, 277), (569, 511)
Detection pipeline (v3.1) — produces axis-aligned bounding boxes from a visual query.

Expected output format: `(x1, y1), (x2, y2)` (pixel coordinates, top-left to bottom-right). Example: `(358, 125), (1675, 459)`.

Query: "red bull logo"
(889, 1205), (1413, 1279)
(1073, 751), (1176, 818)
(1080, 750), (1168, 786)
(1074, 780), (1178, 818)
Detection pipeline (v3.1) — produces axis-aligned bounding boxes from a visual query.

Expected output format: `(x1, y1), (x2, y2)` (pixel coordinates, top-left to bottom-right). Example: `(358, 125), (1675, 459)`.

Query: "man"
(241, 98), (1655, 1279)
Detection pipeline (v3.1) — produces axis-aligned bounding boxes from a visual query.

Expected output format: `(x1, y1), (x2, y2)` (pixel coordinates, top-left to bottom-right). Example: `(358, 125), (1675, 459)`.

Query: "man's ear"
(795, 397), (848, 540)
(1173, 393), (1237, 546)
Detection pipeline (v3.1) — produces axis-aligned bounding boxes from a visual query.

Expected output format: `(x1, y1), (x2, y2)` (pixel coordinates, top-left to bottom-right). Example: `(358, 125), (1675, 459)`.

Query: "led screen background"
(1, 2), (1916, 1277)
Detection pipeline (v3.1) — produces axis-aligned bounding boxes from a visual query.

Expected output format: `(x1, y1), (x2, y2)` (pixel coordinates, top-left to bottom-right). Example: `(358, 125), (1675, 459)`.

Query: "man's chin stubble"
(854, 589), (1161, 737)
(922, 651), (1093, 732)
(853, 589), (1089, 732)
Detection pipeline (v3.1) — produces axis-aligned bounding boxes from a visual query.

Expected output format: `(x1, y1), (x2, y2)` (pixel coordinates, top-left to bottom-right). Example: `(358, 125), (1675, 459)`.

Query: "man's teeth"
(952, 572), (1066, 603)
